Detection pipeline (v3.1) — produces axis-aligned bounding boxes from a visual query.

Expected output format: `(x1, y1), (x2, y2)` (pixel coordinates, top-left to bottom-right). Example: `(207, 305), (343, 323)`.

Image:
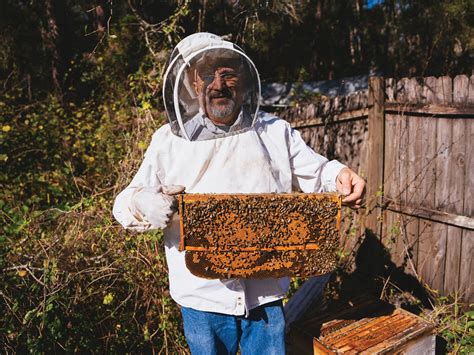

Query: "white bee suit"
(113, 33), (346, 316)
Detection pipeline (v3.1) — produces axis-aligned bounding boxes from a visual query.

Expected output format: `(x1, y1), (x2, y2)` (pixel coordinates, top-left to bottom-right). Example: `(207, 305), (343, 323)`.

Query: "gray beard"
(207, 99), (235, 119)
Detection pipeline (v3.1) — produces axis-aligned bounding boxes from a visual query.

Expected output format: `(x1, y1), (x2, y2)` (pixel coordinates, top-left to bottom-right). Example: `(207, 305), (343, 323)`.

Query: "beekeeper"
(113, 32), (365, 354)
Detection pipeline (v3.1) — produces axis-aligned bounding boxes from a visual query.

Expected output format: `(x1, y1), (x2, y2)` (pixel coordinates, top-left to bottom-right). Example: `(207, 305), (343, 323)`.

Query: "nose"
(208, 73), (226, 90)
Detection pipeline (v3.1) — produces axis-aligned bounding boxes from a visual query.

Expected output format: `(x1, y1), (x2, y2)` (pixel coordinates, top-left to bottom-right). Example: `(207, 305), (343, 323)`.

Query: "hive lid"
(178, 193), (342, 279)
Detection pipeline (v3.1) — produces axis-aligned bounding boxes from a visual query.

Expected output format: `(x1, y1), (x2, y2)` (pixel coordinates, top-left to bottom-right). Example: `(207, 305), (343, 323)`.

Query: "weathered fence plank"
(435, 118), (452, 211)
(464, 119), (473, 217)
(461, 119), (473, 302)
(356, 119), (369, 176)
(404, 215), (420, 275)
(448, 119), (466, 216)
(406, 116), (422, 207)
(399, 114), (423, 274)
(366, 77), (385, 233)
(335, 120), (357, 169)
(398, 114), (409, 206)
(417, 220), (447, 293)
(423, 76), (437, 104)
(407, 78), (422, 103)
(384, 115), (400, 202)
(340, 209), (363, 271)
(382, 211), (401, 266)
(459, 229), (473, 301)
(420, 116), (437, 209)
(442, 118), (466, 295)
(444, 226), (462, 295)
(385, 78), (395, 102)
(437, 76), (453, 104)
(399, 214), (412, 268)
(454, 75), (469, 104)
(396, 78), (410, 102)
(468, 75), (474, 104)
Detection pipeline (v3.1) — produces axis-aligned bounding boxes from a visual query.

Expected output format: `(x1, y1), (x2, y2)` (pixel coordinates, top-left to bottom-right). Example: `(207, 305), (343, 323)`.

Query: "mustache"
(207, 88), (233, 99)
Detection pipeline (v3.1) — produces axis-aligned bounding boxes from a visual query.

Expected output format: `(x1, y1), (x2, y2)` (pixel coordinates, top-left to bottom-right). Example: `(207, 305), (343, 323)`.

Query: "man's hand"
(132, 184), (186, 228)
(336, 167), (365, 209)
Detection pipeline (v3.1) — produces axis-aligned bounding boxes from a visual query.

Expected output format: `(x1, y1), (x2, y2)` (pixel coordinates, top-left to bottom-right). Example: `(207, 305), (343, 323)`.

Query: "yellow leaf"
(84, 155), (95, 163)
(2, 125), (11, 132)
(103, 292), (114, 305)
(18, 270), (27, 277)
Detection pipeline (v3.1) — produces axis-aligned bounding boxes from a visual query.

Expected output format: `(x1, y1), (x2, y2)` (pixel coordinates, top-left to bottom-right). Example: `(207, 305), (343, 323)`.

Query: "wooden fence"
(280, 74), (474, 303)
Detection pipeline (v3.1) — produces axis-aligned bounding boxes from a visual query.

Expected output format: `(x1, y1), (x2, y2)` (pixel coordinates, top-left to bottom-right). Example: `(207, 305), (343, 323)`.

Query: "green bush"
(1, 196), (188, 352)
(0, 4), (187, 350)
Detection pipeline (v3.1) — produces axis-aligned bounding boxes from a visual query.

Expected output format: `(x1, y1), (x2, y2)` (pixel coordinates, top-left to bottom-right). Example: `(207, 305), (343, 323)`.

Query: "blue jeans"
(180, 300), (285, 355)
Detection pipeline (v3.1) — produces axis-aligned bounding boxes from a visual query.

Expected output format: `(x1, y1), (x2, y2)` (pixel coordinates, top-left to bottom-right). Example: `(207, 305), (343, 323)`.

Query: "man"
(113, 32), (365, 354)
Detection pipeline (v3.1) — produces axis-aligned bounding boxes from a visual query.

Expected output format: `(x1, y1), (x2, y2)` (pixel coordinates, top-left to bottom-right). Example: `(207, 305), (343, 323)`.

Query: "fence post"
(366, 76), (385, 236)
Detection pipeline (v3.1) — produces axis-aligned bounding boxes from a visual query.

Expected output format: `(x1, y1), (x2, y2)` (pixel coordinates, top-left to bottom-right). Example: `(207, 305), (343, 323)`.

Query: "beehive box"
(178, 193), (342, 279)
(287, 296), (436, 355)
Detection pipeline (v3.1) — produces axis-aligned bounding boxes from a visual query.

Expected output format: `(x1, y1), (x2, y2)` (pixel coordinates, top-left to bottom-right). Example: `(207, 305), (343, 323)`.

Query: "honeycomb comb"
(178, 193), (342, 279)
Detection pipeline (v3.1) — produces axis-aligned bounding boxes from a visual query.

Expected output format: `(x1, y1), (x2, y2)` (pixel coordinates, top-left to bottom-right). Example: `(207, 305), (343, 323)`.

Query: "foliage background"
(1, 0), (472, 352)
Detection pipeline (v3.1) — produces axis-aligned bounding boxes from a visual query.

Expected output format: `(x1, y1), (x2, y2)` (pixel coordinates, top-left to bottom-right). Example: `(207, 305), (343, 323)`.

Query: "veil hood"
(162, 32), (261, 141)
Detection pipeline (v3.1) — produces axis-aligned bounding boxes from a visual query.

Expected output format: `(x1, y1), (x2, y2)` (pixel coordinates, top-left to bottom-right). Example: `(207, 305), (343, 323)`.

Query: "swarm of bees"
(178, 193), (342, 279)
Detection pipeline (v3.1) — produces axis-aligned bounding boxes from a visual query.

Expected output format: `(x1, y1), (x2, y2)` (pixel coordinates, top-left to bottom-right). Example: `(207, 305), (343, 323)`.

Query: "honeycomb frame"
(178, 193), (342, 279)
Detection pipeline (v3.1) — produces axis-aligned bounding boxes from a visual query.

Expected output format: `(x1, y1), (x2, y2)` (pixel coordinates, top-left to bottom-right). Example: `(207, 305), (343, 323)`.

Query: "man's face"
(194, 66), (243, 126)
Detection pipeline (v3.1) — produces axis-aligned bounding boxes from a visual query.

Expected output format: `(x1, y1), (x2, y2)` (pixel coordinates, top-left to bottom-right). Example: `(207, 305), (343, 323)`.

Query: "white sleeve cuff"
(112, 188), (153, 231)
(321, 160), (346, 192)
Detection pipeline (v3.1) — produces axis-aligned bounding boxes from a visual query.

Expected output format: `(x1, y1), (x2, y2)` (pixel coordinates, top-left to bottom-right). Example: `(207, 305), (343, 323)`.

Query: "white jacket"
(113, 111), (345, 316)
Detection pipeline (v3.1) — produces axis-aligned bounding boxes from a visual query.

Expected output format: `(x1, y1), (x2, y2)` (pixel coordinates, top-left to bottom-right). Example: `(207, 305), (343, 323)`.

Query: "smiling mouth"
(210, 94), (232, 99)
(208, 87), (233, 100)
(210, 97), (233, 105)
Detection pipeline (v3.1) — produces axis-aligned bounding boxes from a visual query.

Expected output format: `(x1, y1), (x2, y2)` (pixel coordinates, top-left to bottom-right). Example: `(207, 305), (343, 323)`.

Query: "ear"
(193, 80), (201, 95)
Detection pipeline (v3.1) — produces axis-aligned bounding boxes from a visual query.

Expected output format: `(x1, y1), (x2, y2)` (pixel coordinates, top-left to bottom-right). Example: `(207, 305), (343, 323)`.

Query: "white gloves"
(131, 185), (185, 229)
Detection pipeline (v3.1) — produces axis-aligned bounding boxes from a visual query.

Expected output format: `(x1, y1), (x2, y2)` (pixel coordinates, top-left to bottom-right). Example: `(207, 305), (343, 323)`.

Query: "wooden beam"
(384, 103), (474, 117)
(385, 201), (474, 230)
(366, 77), (385, 235)
(290, 108), (369, 128)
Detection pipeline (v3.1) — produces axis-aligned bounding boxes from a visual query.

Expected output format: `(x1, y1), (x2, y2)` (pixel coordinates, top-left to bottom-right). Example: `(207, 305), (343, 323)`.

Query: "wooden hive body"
(178, 193), (341, 279)
(287, 296), (435, 354)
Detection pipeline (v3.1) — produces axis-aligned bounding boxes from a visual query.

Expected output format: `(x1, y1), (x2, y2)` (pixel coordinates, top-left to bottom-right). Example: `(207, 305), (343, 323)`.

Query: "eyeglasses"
(195, 70), (240, 86)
